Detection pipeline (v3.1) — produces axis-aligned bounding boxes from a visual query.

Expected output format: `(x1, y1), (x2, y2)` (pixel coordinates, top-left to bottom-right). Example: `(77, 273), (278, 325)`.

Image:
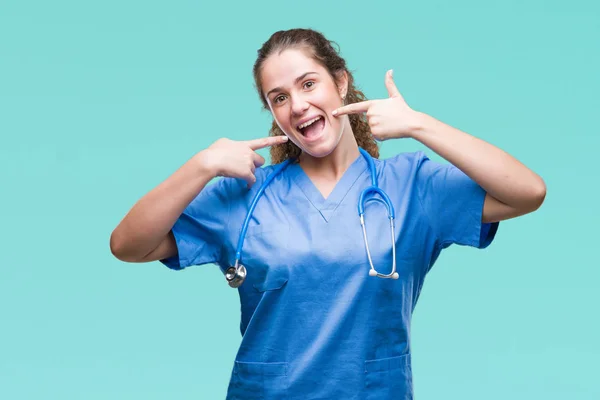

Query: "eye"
(303, 81), (315, 90)
(274, 95), (287, 104)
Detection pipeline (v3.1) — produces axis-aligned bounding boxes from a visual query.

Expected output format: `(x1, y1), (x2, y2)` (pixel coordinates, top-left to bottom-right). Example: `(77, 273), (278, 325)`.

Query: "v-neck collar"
(287, 153), (369, 222)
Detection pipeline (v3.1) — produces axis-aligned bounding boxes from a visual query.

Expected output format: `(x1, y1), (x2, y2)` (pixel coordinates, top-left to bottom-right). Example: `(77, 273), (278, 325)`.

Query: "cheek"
(323, 93), (343, 122)
(272, 110), (293, 134)
(317, 90), (339, 108)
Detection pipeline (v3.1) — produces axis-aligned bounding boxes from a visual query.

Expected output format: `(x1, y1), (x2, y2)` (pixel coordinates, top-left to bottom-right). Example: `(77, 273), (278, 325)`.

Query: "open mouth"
(297, 116), (325, 139)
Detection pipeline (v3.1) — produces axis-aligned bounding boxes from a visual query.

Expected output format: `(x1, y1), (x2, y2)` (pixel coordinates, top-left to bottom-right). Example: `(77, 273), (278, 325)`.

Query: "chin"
(302, 146), (334, 158)
(296, 133), (342, 159)
(283, 118), (345, 159)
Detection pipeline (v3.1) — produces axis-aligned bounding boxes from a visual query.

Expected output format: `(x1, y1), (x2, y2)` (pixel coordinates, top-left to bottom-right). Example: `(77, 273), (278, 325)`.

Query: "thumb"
(385, 69), (401, 98)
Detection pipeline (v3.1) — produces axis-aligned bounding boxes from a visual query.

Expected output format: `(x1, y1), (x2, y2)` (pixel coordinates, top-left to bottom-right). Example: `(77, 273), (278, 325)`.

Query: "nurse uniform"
(161, 150), (499, 400)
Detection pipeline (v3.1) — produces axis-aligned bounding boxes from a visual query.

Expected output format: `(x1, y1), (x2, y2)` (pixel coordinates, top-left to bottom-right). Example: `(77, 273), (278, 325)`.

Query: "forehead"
(261, 48), (326, 93)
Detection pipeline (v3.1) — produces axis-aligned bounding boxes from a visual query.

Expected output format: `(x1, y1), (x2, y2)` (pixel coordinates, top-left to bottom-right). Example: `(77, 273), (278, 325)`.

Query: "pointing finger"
(245, 135), (289, 151)
(385, 69), (401, 98)
(332, 100), (373, 117)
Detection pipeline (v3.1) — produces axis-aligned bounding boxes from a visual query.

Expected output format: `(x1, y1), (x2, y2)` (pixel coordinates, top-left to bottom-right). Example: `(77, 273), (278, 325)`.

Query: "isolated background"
(1, 0), (598, 398)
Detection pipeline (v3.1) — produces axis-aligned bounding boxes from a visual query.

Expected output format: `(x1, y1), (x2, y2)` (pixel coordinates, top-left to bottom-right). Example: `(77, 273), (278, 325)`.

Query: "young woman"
(110, 28), (546, 399)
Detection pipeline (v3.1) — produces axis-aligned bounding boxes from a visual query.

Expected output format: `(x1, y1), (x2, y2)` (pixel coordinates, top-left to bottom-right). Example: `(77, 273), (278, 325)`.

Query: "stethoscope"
(224, 147), (399, 288)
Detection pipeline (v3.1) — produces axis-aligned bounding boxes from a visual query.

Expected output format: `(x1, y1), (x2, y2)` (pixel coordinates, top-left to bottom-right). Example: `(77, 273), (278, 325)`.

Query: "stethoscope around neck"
(225, 147), (399, 288)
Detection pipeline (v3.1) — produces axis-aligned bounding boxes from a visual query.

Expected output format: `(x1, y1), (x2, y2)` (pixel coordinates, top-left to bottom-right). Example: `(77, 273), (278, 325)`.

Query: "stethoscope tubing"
(227, 147), (399, 287)
(234, 158), (293, 263)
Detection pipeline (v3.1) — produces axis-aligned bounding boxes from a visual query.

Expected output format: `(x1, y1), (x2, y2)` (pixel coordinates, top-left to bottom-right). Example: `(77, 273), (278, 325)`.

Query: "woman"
(110, 28), (546, 399)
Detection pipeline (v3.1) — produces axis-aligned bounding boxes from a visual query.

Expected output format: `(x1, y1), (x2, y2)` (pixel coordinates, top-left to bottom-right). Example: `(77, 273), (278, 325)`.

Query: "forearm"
(410, 112), (546, 210)
(110, 152), (216, 261)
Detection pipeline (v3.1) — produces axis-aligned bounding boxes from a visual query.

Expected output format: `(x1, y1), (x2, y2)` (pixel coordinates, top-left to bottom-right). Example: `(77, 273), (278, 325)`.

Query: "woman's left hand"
(332, 70), (422, 141)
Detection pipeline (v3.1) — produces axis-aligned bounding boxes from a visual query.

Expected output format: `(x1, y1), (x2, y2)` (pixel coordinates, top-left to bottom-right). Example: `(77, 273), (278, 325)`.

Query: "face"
(261, 48), (348, 158)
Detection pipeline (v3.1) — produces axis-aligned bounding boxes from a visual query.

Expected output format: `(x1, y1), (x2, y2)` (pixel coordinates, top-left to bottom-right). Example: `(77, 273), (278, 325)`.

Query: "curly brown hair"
(252, 28), (379, 164)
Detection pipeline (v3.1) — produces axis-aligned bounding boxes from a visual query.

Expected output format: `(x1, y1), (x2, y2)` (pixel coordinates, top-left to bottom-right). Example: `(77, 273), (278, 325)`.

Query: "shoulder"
(255, 161), (290, 181)
(380, 150), (428, 163)
(378, 151), (477, 195)
(375, 151), (433, 178)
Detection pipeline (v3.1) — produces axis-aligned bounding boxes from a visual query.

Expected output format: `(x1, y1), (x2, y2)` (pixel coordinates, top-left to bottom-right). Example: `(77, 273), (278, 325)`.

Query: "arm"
(332, 69), (546, 223)
(110, 136), (288, 263)
(109, 153), (217, 263)
(409, 112), (546, 223)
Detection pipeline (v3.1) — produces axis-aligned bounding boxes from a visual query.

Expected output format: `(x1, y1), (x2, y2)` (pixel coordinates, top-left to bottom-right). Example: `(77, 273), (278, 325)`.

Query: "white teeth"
(297, 116), (321, 130)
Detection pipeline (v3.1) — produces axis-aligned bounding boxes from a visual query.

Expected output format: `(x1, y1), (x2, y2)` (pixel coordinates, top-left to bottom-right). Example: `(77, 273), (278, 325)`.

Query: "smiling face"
(260, 48), (350, 159)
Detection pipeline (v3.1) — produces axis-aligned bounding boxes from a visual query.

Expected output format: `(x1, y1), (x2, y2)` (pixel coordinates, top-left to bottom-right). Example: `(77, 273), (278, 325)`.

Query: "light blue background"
(1, 0), (598, 398)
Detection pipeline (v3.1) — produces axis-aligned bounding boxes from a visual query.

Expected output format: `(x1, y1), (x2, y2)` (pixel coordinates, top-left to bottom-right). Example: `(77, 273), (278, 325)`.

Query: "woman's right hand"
(197, 136), (289, 187)
(109, 135), (289, 262)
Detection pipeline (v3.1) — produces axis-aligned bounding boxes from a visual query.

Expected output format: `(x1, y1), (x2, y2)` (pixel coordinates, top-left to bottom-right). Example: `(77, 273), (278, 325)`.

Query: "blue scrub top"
(161, 151), (499, 400)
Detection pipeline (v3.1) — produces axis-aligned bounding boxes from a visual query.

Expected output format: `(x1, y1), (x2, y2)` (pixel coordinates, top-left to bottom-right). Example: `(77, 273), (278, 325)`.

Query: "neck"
(298, 120), (360, 181)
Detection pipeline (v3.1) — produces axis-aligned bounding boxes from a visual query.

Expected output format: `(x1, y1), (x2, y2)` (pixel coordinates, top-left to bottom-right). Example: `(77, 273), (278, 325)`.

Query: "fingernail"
(282, 136), (289, 141)
(390, 69), (394, 77)
(332, 109), (338, 116)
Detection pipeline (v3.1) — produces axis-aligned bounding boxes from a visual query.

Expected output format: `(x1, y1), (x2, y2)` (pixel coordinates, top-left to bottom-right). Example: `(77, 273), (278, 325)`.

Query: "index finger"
(332, 100), (373, 117)
(244, 135), (289, 151)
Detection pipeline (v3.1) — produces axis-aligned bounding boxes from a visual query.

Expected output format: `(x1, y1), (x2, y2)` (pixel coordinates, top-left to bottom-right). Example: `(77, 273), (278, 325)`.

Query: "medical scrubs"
(161, 151), (498, 400)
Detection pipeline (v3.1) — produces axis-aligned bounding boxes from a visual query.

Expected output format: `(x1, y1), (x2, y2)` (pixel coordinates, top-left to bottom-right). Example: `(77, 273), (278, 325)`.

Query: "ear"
(335, 70), (349, 99)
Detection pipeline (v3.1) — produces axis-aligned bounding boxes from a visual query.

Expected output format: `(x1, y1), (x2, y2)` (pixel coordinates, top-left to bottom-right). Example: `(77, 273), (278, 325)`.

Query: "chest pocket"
(240, 224), (290, 292)
(365, 354), (413, 400)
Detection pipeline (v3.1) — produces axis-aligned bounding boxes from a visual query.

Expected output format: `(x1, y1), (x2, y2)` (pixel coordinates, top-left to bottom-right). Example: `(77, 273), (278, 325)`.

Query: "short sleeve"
(160, 177), (231, 270)
(415, 152), (499, 249)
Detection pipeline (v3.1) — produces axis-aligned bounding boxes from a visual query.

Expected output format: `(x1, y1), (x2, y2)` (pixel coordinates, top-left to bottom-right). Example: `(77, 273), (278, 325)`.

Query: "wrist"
(193, 150), (219, 179)
(406, 111), (433, 140)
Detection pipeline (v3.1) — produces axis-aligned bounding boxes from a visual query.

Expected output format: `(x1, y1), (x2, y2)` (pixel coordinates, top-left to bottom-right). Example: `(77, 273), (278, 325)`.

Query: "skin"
(261, 48), (546, 222)
(261, 48), (359, 195)
(332, 68), (547, 223)
(109, 135), (288, 262)
(110, 47), (546, 263)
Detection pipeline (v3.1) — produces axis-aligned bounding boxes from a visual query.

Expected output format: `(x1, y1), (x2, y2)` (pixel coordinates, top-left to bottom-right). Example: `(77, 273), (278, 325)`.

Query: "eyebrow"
(265, 72), (319, 98)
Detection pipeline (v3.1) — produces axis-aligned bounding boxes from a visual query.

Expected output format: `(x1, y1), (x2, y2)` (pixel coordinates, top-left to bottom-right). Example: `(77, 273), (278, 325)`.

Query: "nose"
(290, 94), (309, 117)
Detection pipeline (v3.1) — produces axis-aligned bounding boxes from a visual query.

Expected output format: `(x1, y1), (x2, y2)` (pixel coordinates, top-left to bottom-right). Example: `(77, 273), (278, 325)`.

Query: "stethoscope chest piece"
(223, 148), (400, 288)
(225, 264), (246, 288)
